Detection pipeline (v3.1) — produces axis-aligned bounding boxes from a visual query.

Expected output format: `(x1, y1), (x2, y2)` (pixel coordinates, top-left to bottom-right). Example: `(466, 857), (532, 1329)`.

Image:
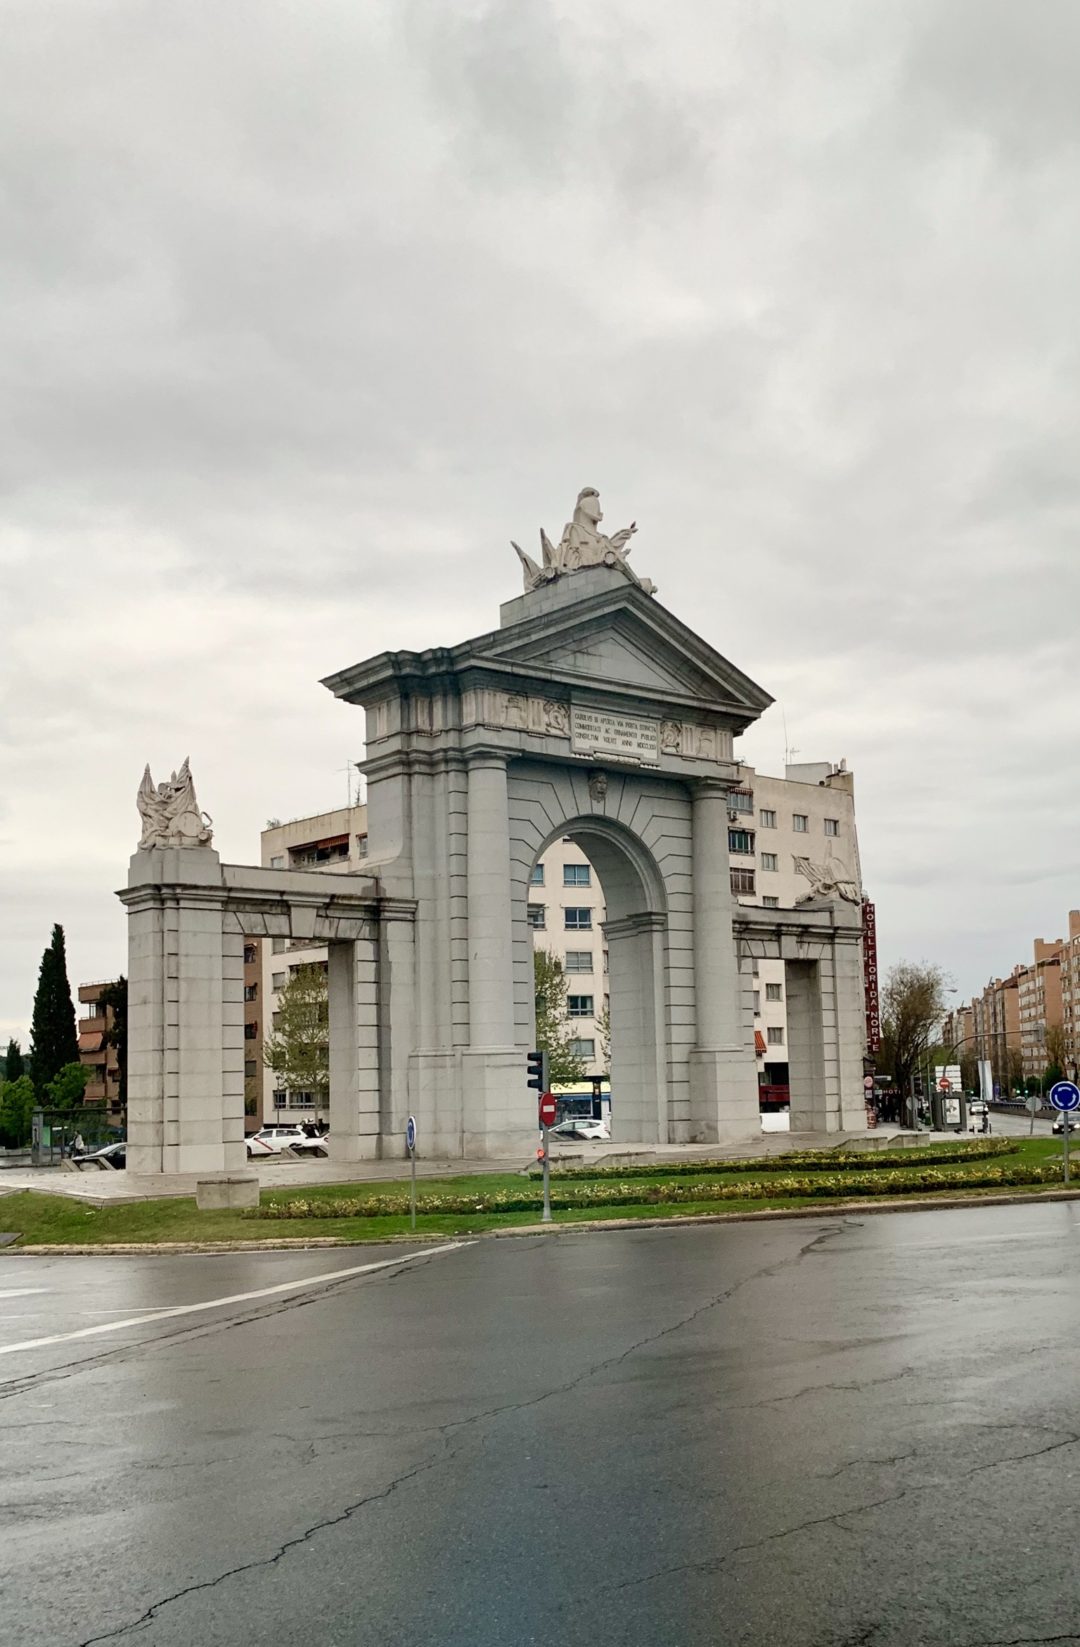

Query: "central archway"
(508, 760), (680, 1145)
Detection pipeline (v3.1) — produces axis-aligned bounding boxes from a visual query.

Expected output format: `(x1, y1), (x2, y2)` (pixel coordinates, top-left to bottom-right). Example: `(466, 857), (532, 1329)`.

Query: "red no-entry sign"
(539, 1092), (557, 1127)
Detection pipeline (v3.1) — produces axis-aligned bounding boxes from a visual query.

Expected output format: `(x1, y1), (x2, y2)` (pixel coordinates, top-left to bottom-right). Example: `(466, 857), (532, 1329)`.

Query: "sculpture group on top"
(512, 487), (657, 596)
(137, 758), (213, 850)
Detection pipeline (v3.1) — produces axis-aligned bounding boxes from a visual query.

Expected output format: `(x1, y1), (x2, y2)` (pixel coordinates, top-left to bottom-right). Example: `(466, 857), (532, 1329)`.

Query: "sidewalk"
(0, 1128), (930, 1206)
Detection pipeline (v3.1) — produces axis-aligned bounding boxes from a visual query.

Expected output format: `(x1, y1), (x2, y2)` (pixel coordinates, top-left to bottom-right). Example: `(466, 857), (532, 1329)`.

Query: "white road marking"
(0, 1243), (470, 1358)
(0, 1288), (50, 1299)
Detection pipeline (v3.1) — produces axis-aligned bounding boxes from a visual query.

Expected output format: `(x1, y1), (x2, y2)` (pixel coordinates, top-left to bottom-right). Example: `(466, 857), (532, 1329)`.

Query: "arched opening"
(518, 815), (669, 1145)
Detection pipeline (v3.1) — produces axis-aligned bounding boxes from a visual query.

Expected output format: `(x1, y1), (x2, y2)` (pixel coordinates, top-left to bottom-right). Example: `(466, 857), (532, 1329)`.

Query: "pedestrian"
(72, 1131), (86, 1157)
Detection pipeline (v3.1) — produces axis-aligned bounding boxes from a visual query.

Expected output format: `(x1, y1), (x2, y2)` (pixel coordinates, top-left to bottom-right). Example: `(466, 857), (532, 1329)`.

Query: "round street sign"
(405, 1114), (417, 1151)
(863, 1076), (875, 1091)
(1049, 1081), (1080, 1113)
(938, 1077), (951, 1093)
(539, 1092), (557, 1128)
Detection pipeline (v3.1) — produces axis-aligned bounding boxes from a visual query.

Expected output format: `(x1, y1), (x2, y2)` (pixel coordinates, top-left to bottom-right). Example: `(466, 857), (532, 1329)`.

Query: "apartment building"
(729, 760), (862, 1089)
(76, 980), (122, 1121)
(254, 761), (863, 1121)
(256, 807), (369, 1125)
(1017, 937), (1065, 1081)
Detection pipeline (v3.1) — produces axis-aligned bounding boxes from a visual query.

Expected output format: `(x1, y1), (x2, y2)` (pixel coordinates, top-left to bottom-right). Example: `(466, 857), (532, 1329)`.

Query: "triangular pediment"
(464, 582), (774, 727)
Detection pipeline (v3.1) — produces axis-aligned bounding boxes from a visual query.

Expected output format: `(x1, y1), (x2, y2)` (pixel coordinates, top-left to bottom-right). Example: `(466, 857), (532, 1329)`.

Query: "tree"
(595, 1003), (611, 1070)
(29, 924), (79, 1098)
(45, 1061), (91, 1110)
(263, 964), (330, 1108)
(98, 976), (128, 1110)
(879, 961), (953, 1104)
(0, 1075), (35, 1149)
(533, 949), (586, 1085)
(4, 1039), (24, 1083)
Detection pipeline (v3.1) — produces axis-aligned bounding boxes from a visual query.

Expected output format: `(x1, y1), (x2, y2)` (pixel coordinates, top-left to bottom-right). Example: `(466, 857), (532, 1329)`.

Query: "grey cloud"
(3, 1), (1080, 1034)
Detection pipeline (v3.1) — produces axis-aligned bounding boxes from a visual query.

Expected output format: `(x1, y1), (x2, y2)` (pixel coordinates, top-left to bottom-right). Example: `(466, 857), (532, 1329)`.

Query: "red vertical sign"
(863, 898), (881, 1055)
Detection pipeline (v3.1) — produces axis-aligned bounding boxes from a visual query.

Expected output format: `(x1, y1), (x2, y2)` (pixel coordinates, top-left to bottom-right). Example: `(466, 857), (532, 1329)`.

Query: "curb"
(4, 1233), (457, 1256)
(494, 1186), (1080, 1236)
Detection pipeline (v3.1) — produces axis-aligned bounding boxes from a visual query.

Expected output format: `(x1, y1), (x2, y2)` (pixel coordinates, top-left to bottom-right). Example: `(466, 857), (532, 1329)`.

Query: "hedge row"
(253, 1157), (1060, 1221)
(550, 1139), (1015, 1180)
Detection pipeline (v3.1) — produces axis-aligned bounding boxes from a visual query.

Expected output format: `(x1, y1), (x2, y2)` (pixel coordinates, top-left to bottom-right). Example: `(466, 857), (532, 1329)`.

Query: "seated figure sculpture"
(512, 487), (657, 595)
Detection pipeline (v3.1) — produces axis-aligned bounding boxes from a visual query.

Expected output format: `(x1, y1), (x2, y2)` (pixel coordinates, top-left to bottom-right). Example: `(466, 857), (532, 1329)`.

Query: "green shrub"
(550, 1139), (1015, 1181)
(251, 1154), (1062, 1221)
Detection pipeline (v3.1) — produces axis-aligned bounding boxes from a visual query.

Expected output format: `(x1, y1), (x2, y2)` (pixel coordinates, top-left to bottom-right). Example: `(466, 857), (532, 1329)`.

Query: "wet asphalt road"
(4, 1207), (1080, 1647)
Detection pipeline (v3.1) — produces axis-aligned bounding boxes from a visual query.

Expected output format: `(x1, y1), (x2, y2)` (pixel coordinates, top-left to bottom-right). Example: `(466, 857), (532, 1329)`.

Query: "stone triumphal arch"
(121, 494), (868, 1177)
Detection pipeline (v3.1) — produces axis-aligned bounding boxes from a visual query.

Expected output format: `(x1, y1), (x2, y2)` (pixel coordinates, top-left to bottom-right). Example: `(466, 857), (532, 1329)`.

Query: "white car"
(246, 1124), (309, 1157)
(550, 1117), (610, 1142)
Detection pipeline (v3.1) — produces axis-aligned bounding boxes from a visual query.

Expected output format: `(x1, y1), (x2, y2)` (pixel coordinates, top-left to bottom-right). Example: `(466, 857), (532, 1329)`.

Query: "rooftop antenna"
(337, 762), (363, 809)
(781, 708), (799, 771)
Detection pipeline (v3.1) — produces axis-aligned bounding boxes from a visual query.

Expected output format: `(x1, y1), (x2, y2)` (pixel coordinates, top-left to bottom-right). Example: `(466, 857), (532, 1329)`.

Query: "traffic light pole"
(542, 1123), (552, 1222)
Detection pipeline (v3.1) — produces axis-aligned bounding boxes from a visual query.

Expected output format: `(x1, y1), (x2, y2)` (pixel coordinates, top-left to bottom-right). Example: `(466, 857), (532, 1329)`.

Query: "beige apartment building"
(1017, 938), (1064, 1081)
(76, 980), (123, 1122)
(252, 758), (863, 1126)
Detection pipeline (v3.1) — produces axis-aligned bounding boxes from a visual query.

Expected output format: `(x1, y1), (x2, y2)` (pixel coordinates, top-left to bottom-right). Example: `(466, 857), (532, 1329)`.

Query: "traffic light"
(527, 1049), (550, 1093)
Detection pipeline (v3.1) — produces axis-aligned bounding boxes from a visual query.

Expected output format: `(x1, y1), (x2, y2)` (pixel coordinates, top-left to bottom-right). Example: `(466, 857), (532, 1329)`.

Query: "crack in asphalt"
(66, 1220), (848, 1642)
(593, 1426), (1080, 1601)
(77, 1435), (459, 1646)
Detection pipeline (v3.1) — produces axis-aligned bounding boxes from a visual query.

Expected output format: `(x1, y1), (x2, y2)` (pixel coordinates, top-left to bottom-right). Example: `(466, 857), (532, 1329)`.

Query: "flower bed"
(252, 1154), (1060, 1221)
(550, 1139), (1015, 1180)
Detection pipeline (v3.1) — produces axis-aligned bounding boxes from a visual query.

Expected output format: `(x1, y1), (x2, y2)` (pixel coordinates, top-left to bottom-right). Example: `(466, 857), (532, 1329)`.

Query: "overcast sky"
(3, 0), (1079, 1044)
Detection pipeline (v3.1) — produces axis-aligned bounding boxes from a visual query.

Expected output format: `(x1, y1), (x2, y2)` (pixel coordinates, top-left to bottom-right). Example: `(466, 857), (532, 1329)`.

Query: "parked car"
(550, 1117), (610, 1142)
(72, 1141), (126, 1170)
(246, 1124), (308, 1157)
(1052, 1115), (1080, 1135)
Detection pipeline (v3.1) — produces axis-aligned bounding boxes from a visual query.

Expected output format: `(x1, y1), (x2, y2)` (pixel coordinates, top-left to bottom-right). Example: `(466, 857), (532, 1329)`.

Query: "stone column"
(328, 932), (381, 1161)
(465, 754), (516, 1046)
(688, 782), (761, 1141)
(461, 752), (532, 1156)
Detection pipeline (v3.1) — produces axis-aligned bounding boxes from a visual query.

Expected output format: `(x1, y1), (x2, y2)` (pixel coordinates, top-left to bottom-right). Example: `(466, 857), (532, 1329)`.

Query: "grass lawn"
(0, 1137), (1071, 1249)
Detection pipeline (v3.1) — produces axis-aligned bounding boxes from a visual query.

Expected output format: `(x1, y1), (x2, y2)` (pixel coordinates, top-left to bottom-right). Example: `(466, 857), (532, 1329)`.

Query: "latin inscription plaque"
(570, 707), (660, 763)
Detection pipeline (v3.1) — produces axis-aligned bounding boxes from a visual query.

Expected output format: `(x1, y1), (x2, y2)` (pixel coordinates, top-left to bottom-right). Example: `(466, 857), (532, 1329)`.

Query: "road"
(987, 1107), (1055, 1137)
(4, 1207), (1080, 1647)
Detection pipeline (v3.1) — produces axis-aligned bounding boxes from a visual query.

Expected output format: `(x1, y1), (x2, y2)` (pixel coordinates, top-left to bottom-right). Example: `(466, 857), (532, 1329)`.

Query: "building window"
(728, 829), (755, 855)
(728, 790), (754, 814)
(530, 863), (545, 886)
(730, 868), (756, 896)
(761, 852), (778, 871)
(244, 1022), (257, 1040)
(603, 950), (609, 973)
(271, 937), (285, 954)
(272, 972), (286, 989)
(759, 809), (777, 829)
(527, 904), (546, 930)
(565, 907), (593, 930)
(244, 1060), (257, 1079)
(244, 983), (258, 1002)
(243, 944), (257, 965)
(568, 994), (594, 1018)
(752, 991), (760, 1015)
(564, 951), (593, 974)
(564, 863), (592, 887)
(569, 1038), (595, 1060)
(767, 1025), (785, 1045)
(824, 818), (839, 837)
(762, 896), (780, 908)
(270, 856), (284, 869)
(793, 814), (808, 833)
(288, 1091), (315, 1109)
(273, 1089), (287, 1109)
(766, 982), (783, 1001)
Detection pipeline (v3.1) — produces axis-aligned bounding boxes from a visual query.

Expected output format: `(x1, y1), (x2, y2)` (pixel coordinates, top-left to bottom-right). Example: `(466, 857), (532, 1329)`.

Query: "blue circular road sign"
(406, 1114), (417, 1151)
(1049, 1082), (1080, 1113)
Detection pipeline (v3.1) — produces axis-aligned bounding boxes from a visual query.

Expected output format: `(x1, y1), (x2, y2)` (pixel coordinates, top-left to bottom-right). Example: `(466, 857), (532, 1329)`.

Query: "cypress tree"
(4, 1038), (23, 1082)
(29, 924), (79, 1097)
